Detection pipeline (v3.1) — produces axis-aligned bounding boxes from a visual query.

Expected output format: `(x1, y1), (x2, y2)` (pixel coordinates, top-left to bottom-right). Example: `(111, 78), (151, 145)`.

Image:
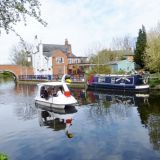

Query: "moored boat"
(87, 74), (149, 92)
(35, 75), (78, 109)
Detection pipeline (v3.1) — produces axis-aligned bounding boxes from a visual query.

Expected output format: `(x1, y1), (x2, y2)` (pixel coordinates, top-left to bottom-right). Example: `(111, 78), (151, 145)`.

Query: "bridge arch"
(0, 65), (34, 81)
(1, 70), (17, 81)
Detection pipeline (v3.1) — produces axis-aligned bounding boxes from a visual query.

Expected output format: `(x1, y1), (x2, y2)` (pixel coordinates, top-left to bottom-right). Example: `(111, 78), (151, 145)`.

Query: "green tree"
(134, 25), (147, 69)
(86, 65), (111, 80)
(145, 23), (160, 72)
(0, 0), (47, 36)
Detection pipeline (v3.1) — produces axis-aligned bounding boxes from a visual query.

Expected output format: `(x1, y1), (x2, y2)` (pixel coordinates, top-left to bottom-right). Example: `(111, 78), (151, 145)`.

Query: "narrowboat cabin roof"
(94, 74), (137, 77)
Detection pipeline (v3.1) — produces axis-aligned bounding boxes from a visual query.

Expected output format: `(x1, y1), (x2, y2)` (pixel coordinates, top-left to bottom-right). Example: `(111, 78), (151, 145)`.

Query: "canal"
(0, 78), (160, 160)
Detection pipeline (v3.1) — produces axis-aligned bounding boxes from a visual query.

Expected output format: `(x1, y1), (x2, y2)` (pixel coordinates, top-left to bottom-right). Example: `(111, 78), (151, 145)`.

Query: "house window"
(111, 77), (115, 84)
(98, 77), (105, 83)
(75, 59), (79, 64)
(56, 57), (64, 64)
(68, 58), (72, 64)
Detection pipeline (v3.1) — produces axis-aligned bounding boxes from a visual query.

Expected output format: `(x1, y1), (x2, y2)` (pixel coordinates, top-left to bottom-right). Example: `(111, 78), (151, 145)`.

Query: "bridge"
(0, 65), (34, 80)
(0, 65), (85, 82)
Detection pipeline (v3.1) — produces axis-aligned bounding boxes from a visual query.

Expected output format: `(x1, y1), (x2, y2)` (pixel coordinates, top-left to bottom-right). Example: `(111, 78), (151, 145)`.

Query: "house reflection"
(14, 83), (36, 96)
(36, 104), (77, 138)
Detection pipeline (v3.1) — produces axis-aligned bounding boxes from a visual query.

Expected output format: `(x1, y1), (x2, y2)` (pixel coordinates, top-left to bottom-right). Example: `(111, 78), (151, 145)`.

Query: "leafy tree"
(0, 0), (47, 36)
(145, 23), (160, 72)
(134, 25), (147, 69)
(86, 65), (111, 80)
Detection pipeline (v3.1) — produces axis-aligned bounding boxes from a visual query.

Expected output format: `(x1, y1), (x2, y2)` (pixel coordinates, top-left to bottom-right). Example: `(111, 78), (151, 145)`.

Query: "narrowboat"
(87, 74), (149, 92)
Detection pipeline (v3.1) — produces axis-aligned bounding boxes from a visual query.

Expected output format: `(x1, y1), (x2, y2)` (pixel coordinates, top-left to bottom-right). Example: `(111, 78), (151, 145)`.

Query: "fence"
(18, 74), (85, 82)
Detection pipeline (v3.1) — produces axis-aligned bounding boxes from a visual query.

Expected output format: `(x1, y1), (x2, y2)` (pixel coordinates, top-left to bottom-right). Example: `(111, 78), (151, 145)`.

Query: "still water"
(0, 78), (160, 160)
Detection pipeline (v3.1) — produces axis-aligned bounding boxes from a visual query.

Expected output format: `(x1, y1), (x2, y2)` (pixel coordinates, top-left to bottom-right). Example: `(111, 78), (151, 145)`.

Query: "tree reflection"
(137, 93), (160, 151)
(85, 91), (143, 125)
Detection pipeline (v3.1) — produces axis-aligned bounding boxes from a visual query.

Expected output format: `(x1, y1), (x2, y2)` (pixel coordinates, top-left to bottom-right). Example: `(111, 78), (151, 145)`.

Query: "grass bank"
(149, 79), (160, 90)
(149, 73), (160, 90)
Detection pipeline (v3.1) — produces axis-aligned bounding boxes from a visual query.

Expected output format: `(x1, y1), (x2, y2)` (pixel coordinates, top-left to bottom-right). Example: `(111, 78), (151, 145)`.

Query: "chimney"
(65, 38), (68, 45)
(65, 38), (72, 54)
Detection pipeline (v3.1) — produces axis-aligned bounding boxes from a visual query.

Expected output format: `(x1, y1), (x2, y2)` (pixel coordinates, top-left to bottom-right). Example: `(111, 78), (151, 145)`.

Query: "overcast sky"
(0, 0), (160, 64)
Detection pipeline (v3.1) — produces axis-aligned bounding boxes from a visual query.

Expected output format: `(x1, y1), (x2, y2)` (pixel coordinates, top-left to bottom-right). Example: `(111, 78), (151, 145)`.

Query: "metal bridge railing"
(18, 74), (85, 82)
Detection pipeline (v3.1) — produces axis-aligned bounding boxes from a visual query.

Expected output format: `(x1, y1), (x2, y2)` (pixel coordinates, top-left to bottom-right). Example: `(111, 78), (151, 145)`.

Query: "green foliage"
(145, 24), (160, 72)
(0, 153), (8, 160)
(149, 78), (160, 88)
(0, 72), (15, 80)
(0, 0), (47, 35)
(113, 69), (126, 74)
(86, 65), (111, 80)
(134, 25), (147, 69)
(103, 100), (111, 108)
(1, 72), (13, 77)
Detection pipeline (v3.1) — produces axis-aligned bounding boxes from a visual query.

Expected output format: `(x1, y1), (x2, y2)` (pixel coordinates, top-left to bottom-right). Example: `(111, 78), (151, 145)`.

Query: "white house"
(32, 42), (53, 75)
(31, 39), (88, 77)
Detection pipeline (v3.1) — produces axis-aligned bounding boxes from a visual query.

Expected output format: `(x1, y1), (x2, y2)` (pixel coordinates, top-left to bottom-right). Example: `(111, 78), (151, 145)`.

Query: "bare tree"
(111, 35), (135, 52)
(10, 41), (34, 66)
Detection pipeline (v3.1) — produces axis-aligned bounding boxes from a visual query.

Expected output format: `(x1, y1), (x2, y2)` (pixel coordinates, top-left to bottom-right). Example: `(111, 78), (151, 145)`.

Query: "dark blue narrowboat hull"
(87, 74), (150, 92)
(87, 83), (149, 92)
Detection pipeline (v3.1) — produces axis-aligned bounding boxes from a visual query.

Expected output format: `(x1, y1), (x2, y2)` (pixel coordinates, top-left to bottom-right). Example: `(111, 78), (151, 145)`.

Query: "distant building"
(108, 59), (135, 73)
(32, 39), (88, 76)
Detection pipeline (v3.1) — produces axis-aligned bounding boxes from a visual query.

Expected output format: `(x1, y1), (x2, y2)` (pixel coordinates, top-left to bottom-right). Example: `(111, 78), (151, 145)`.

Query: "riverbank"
(17, 80), (160, 90)
(17, 80), (86, 89)
(149, 78), (160, 90)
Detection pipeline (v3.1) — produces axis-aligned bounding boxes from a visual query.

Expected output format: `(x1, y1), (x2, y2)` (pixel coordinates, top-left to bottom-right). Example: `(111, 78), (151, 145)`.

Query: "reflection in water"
(84, 90), (160, 153)
(84, 91), (140, 125)
(36, 104), (78, 138)
(14, 103), (37, 120)
(85, 90), (149, 107)
(14, 83), (36, 96)
(13, 83), (37, 120)
(137, 93), (160, 151)
(1, 79), (160, 159)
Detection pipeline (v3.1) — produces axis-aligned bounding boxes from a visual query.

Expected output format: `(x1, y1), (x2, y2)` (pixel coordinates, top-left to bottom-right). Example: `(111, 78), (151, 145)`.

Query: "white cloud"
(0, 0), (160, 64)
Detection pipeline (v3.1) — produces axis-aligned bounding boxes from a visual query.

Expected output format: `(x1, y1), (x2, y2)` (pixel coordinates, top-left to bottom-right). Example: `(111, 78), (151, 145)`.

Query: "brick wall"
(52, 50), (68, 75)
(0, 65), (34, 78)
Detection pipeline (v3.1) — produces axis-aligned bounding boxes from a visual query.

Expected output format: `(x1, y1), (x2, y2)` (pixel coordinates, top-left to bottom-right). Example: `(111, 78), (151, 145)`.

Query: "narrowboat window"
(98, 77), (105, 83)
(111, 77), (115, 84)
(106, 77), (111, 83)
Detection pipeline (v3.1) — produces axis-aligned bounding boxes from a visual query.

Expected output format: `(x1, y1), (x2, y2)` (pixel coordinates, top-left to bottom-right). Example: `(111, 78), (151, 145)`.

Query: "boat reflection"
(85, 90), (149, 107)
(36, 104), (77, 138)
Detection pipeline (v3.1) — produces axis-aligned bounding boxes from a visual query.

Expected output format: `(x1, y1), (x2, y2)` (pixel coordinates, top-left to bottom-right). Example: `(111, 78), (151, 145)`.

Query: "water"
(0, 78), (160, 160)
